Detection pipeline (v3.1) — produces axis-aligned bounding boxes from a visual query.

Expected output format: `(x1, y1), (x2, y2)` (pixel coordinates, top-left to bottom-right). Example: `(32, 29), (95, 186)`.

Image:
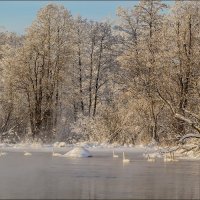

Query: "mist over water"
(0, 151), (199, 199)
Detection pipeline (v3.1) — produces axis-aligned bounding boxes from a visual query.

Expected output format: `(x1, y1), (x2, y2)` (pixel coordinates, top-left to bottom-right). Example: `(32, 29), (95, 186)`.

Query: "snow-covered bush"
(70, 100), (150, 145)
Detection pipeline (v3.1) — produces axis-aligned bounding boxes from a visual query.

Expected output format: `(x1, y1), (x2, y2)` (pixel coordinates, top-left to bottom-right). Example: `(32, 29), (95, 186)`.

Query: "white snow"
(0, 143), (9, 148)
(52, 152), (63, 157)
(53, 142), (66, 148)
(62, 147), (92, 158)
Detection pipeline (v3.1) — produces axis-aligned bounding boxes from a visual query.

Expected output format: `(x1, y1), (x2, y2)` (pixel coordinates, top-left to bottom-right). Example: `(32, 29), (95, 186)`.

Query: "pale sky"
(0, 1), (173, 35)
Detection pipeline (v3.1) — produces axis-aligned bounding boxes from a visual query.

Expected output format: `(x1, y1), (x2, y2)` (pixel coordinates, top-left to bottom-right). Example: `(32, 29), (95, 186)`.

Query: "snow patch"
(53, 142), (66, 148)
(52, 152), (63, 157)
(0, 143), (9, 148)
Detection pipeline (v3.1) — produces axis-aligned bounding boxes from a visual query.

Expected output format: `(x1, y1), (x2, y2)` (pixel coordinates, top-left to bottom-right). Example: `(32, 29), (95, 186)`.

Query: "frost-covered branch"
(175, 114), (200, 133)
(183, 109), (200, 122)
(178, 133), (200, 143)
(157, 89), (175, 114)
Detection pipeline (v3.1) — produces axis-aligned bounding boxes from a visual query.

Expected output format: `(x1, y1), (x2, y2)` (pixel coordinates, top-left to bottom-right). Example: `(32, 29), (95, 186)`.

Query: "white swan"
(52, 148), (62, 157)
(24, 152), (32, 156)
(0, 150), (7, 156)
(147, 154), (155, 162)
(113, 150), (119, 158)
(123, 152), (130, 163)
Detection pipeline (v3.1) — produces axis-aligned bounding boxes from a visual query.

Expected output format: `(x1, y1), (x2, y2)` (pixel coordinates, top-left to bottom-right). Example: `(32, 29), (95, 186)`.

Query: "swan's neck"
(123, 153), (125, 159)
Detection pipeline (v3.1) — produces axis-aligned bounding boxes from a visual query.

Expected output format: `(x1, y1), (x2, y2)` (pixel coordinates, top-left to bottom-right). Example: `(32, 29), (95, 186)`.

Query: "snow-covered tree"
(116, 0), (168, 142)
(3, 4), (73, 140)
(157, 1), (200, 138)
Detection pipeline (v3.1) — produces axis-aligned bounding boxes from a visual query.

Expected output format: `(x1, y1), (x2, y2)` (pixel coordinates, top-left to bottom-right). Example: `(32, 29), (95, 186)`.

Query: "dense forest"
(0, 1), (200, 146)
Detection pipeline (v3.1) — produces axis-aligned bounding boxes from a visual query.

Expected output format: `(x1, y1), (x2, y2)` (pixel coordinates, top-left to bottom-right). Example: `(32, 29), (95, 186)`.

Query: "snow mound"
(0, 143), (9, 148)
(62, 147), (92, 158)
(52, 152), (63, 157)
(30, 143), (42, 148)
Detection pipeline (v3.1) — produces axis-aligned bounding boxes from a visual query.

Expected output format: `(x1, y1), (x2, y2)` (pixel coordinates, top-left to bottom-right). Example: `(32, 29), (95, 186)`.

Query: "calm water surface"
(0, 150), (199, 199)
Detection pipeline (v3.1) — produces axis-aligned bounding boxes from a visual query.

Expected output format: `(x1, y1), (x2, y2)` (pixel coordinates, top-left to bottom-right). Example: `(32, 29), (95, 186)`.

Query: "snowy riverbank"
(0, 141), (146, 153)
(0, 141), (200, 160)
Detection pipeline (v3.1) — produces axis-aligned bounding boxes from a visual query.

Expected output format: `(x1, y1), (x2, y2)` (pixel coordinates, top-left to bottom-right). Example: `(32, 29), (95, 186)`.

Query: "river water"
(0, 150), (199, 199)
